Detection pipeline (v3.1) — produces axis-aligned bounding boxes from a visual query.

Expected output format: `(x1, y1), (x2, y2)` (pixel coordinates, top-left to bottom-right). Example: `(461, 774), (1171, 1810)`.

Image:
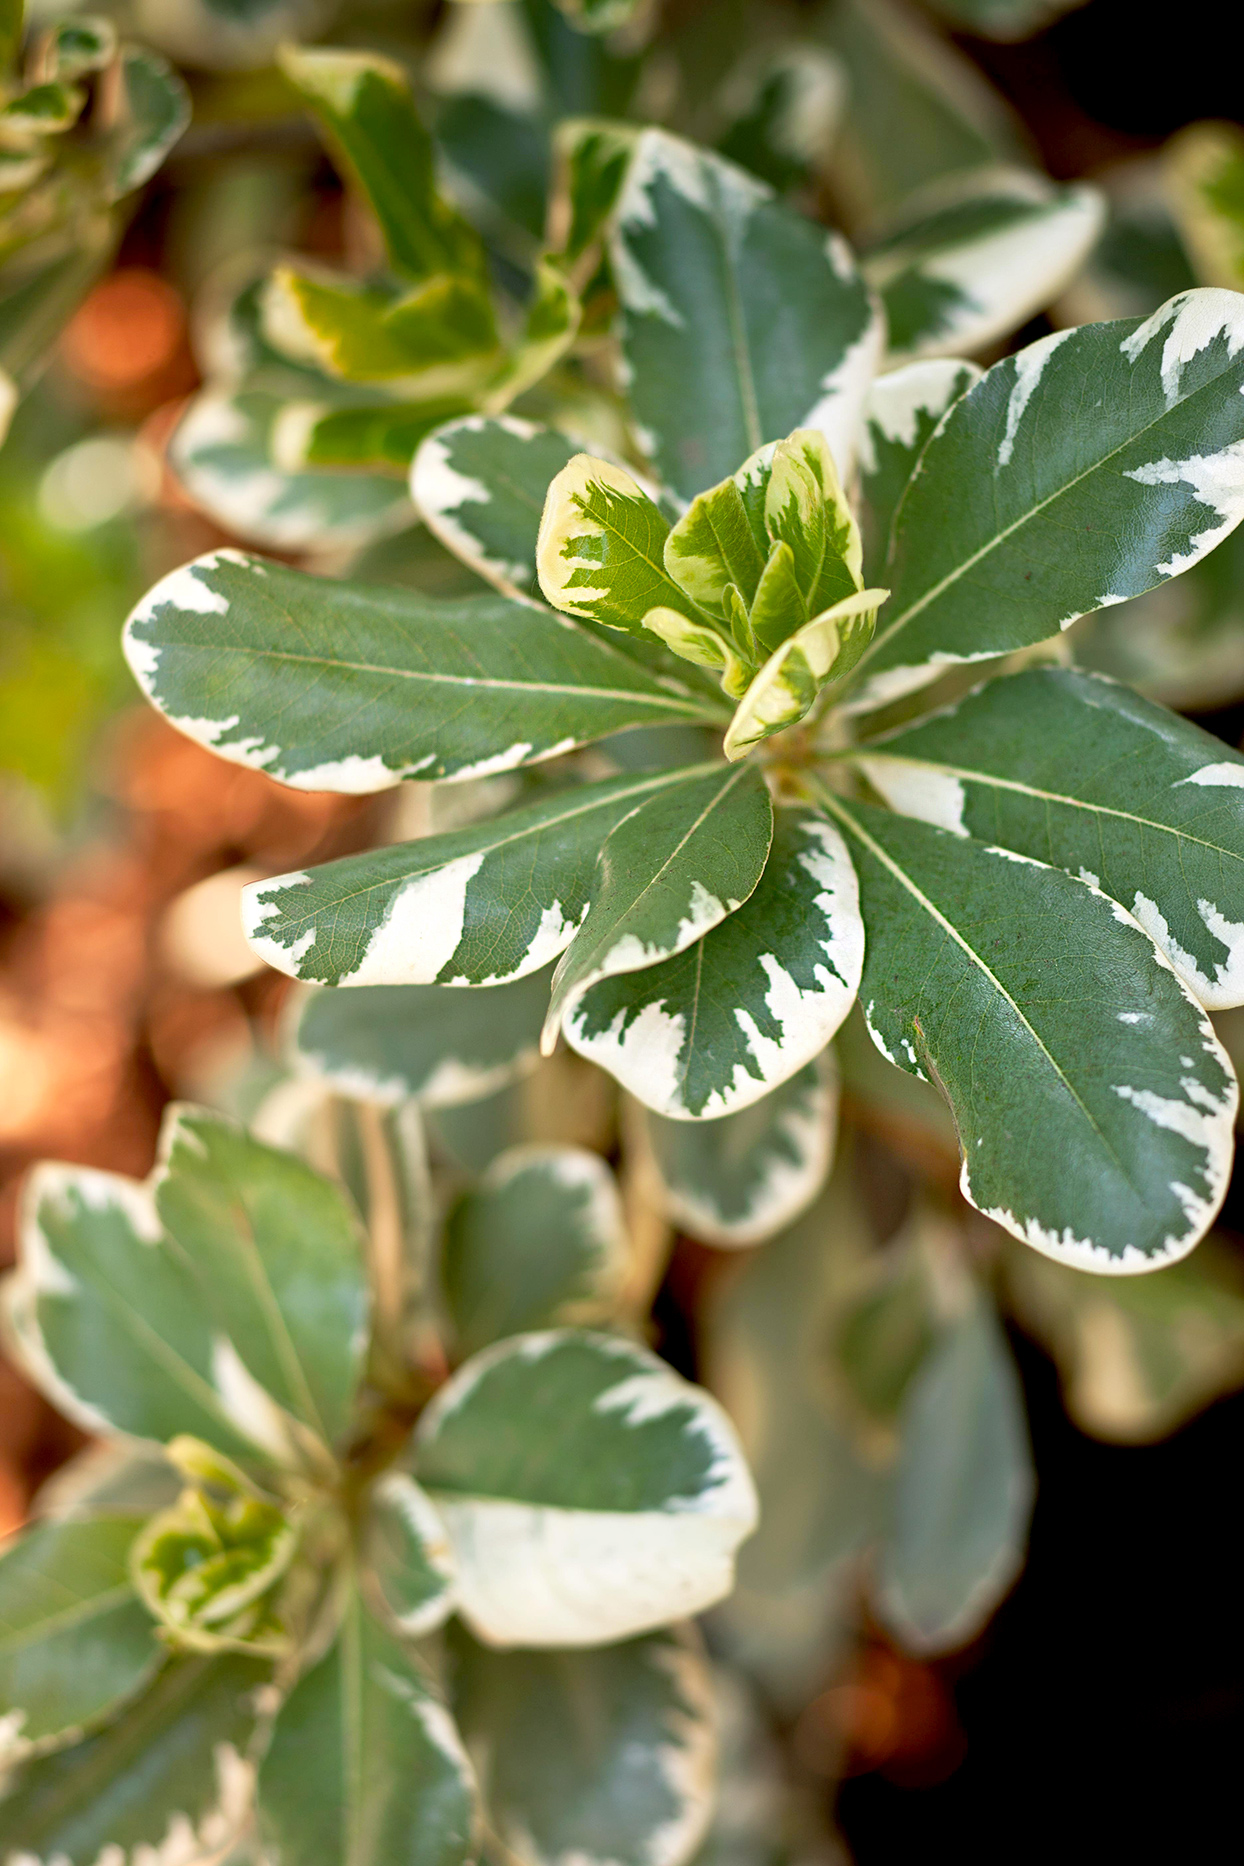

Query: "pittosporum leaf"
(414, 1329), (757, 1645)
(245, 766), (722, 989)
(451, 1623), (716, 1866)
(851, 289), (1244, 711)
(0, 1517), (157, 1763)
(856, 666), (1244, 1009)
(361, 1472), (457, 1637)
(536, 453), (697, 636)
(413, 414), (582, 599)
(565, 807), (863, 1118)
(123, 551), (724, 795)
(256, 1586), (478, 1866)
(442, 1144), (628, 1355)
(643, 1054), (838, 1247)
(858, 358), (982, 584)
(824, 794), (1238, 1271)
(129, 1479), (299, 1656)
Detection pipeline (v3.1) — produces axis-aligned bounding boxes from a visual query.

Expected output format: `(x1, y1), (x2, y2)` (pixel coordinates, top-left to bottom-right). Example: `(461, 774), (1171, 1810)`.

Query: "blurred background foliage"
(6, 0), (1244, 1858)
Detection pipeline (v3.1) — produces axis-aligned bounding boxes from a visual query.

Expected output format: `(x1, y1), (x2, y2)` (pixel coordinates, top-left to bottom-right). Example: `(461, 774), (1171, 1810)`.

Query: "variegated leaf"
(863, 167), (1105, 364)
(107, 46), (191, 201)
(451, 1624), (715, 1866)
(858, 358), (982, 583)
(154, 1106), (369, 1448)
(414, 1330), (757, 1646)
(0, 1517), (156, 1763)
(566, 807), (863, 1118)
(170, 389), (411, 553)
(722, 588), (887, 758)
(0, 1654), (267, 1864)
(644, 1054), (837, 1247)
(275, 397), (473, 475)
(824, 794), (1238, 1271)
(129, 1476), (298, 1656)
(124, 551), (723, 796)
(262, 266), (500, 390)
(256, 1587), (477, 1866)
(245, 766), (717, 988)
(851, 289), (1244, 711)
(609, 129), (883, 500)
(413, 413), (580, 599)
(362, 1472), (456, 1637)
(875, 1295), (1034, 1654)
(537, 452), (695, 636)
(856, 666), (1244, 1009)
(442, 1144), (627, 1355)
(277, 45), (486, 284)
(1166, 121), (1244, 293)
(5, 1164), (295, 1465)
(292, 968), (552, 1109)
(543, 762), (774, 1052)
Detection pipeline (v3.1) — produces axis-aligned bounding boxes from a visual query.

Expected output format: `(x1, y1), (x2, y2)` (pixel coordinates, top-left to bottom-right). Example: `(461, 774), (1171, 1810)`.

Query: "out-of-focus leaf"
(107, 47), (191, 200)
(362, 1472), (456, 1637)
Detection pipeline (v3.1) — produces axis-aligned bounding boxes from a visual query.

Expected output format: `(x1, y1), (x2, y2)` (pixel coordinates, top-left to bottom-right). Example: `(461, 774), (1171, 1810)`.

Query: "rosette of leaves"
(0, 0), (189, 438)
(125, 121), (1244, 1277)
(170, 42), (589, 553)
(0, 1099), (754, 1863)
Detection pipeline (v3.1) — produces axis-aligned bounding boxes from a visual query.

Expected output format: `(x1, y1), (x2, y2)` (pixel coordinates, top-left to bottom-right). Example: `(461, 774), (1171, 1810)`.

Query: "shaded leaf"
(413, 413), (580, 599)
(859, 357), (982, 583)
(362, 1472), (456, 1637)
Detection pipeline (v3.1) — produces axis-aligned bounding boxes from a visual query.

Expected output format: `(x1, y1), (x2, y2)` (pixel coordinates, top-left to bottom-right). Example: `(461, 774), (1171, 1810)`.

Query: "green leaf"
(107, 47), (191, 200)
(852, 290), (1244, 711)
(362, 1472), (456, 1636)
(489, 256), (581, 407)
(567, 806), (863, 1117)
(1166, 121), (1244, 292)
(859, 357), (982, 583)
(452, 1624), (715, 1866)
(644, 1056), (836, 1247)
(0, 0), (23, 74)
(171, 389), (411, 553)
(124, 550), (721, 795)
(723, 588), (887, 757)
(262, 266), (500, 389)
(0, 80), (84, 133)
(256, 1587), (477, 1866)
(293, 968), (552, 1109)
(246, 765), (717, 989)
(923, 0), (1083, 40)
(715, 45), (845, 196)
(609, 128), (882, 501)
(0, 1653), (268, 1862)
(154, 1105), (369, 1448)
(0, 1517), (157, 1761)
(536, 451), (698, 636)
(856, 665), (1244, 1010)
(543, 761), (774, 1052)
(442, 1143), (627, 1355)
(275, 397), (473, 474)
(36, 1442), (182, 1525)
(553, 0), (643, 31)
(823, 794), (1238, 1271)
(130, 1477), (298, 1656)
(875, 1296), (1034, 1654)
(277, 45), (486, 284)
(44, 16), (117, 79)
(413, 413), (581, 599)
(415, 1329), (757, 1645)
(6, 1163), (294, 1464)
(863, 168), (1104, 363)
(549, 116), (640, 267)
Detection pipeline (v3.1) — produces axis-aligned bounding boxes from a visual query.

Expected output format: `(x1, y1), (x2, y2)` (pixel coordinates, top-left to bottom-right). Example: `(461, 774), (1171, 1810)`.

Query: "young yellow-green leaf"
(246, 766), (717, 989)
(362, 1472), (456, 1636)
(0, 1517), (156, 1762)
(852, 289), (1244, 711)
(875, 1296), (1034, 1654)
(824, 794), (1238, 1271)
(262, 267), (499, 388)
(124, 551), (722, 795)
(859, 357), (982, 582)
(609, 129), (883, 501)
(856, 666), (1244, 1009)
(763, 427), (862, 617)
(155, 1105), (369, 1448)
(0, 1653), (268, 1863)
(1166, 121), (1244, 292)
(413, 414), (581, 598)
(567, 807), (863, 1118)
(452, 1624), (715, 1866)
(44, 15), (117, 79)
(293, 968), (552, 1110)
(723, 588), (887, 758)
(0, 78), (83, 132)
(644, 1055), (837, 1247)
(275, 397), (473, 475)
(171, 390), (411, 553)
(537, 452), (697, 635)
(107, 47), (191, 200)
(277, 45), (486, 284)
(415, 1329), (757, 1645)
(5, 1164), (290, 1465)
(130, 1483), (297, 1655)
(442, 1144), (627, 1356)
(543, 761), (774, 1053)
(549, 116), (641, 268)
(862, 167), (1104, 364)
(256, 1587), (477, 1866)
(642, 605), (750, 693)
